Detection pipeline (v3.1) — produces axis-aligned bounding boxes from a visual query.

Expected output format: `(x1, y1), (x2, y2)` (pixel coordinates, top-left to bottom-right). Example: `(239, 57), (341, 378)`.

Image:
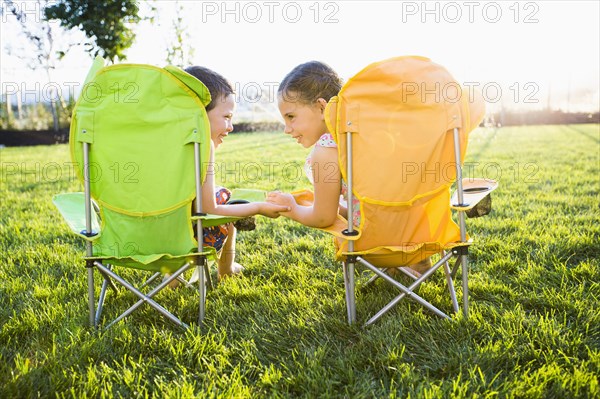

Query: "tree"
(2, 0), (144, 131)
(3, 0), (69, 131)
(165, 1), (195, 67)
(44, 0), (141, 62)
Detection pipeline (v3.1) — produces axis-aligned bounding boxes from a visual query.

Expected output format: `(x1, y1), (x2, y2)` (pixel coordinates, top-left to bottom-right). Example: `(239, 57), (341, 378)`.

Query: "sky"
(1, 0), (599, 120)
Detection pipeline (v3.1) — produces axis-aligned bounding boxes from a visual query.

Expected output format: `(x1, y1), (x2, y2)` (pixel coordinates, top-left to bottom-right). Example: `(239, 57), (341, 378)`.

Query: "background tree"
(3, 0), (71, 131)
(44, 0), (142, 62)
(2, 0), (145, 131)
(165, 1), (195, 67)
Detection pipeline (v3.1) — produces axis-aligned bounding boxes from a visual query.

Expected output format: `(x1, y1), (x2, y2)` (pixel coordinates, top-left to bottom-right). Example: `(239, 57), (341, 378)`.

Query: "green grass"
(1, 125), (599, 398)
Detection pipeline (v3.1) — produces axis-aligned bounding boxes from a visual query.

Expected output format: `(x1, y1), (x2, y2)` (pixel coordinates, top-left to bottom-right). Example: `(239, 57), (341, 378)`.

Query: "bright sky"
(1, 0), (599, 117)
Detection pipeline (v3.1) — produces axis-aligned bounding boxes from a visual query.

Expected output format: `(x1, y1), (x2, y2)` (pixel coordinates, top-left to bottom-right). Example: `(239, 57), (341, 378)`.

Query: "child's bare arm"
(214, 201), (288, 218)
(267, 146), (340, 228)
(201, 141), (289, 218)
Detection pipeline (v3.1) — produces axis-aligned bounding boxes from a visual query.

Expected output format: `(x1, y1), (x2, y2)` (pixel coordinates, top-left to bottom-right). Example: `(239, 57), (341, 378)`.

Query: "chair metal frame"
(81, 140), (211, 331)
(340, 127), (471, 326)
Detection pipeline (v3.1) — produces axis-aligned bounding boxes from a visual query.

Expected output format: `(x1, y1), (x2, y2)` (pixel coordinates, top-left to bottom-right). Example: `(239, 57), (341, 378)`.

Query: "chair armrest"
(228, 188), (266, 203)
(451, 178), (498, 211)
(52, 192), (102, 241)
(291, 189), (361, 240)
(192, 188), (267, 228)
(192, 214), (242, 228)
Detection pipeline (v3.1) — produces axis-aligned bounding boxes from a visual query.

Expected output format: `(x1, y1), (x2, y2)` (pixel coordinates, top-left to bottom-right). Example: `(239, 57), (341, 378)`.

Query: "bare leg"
(163, 273), (181, 288)
(410, 257), (433, 275)
(389, 257), (433, 278)
(217, 223), (244, 280)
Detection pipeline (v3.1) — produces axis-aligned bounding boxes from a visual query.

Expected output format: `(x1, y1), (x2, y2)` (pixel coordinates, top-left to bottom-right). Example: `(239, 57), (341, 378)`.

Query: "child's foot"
(162, 273), (181, 289)
(410, 257), (432, 275)
(399, 266), (421, 279)
(390, 258), (433, 279)
(218, 262), (245, 281)
(386, 266), (420, 279)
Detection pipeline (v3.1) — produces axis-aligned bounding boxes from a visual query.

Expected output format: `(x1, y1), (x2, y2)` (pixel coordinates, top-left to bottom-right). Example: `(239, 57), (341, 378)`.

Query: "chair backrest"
(69, 58), (213, 268)
(325, 56), (485, 265)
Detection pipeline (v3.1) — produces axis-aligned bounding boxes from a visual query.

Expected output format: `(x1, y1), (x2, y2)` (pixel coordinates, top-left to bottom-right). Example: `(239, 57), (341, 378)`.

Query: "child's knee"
(225, 222), (236, 235)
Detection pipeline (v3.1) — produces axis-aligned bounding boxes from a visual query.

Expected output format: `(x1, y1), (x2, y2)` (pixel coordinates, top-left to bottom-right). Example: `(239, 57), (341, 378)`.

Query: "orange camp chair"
(306, 56), (497, 325)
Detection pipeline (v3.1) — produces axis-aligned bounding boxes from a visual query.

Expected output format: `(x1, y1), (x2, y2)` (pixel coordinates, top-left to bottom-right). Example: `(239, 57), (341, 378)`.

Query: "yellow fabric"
(292, 190), (360, 240)
(319, 56), (485, 266)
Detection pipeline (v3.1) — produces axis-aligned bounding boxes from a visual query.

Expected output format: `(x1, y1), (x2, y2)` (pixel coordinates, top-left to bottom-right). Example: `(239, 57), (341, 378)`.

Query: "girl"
(266, 61), (431, 277)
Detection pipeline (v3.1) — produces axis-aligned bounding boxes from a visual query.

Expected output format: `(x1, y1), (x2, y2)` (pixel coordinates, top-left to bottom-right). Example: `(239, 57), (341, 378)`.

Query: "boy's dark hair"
(278, 61), (342, 104)
(184, 66), (234, 111)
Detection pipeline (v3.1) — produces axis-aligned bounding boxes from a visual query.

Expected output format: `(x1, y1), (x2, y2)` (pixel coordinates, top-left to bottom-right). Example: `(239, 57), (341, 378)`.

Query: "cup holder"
(464, 187), (490, 194)
(226, 199), (250, 205)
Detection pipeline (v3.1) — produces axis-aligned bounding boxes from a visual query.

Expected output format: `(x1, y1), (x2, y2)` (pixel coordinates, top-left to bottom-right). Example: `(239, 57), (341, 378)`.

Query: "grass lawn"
(0, 124), (599, 398)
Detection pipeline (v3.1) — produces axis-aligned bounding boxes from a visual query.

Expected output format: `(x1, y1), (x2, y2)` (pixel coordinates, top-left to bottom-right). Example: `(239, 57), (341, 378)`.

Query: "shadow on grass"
(464, 127), (500, 163)
(565, 125), (600, 144)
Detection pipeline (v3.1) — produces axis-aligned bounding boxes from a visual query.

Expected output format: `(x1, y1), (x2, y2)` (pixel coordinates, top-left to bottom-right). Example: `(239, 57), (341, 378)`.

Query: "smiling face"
(278, 93), (328, 148)
(208, 94), (235, 148)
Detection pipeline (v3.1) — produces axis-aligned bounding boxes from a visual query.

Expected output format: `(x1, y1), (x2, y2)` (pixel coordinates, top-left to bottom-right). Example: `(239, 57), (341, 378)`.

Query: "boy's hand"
(259, 201), (291, 218)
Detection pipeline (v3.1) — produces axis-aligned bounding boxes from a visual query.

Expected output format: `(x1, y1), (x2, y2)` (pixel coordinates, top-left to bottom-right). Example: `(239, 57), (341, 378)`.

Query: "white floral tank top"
(305, 133), (361, 226)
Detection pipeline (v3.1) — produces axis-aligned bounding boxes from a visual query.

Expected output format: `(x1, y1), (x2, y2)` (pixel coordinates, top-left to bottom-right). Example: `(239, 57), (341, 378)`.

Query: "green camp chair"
(53, 57), (259, 330)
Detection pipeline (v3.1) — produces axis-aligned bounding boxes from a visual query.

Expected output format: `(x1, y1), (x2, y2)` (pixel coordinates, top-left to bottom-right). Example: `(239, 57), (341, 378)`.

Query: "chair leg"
(461, 255), (469, 317)
(359, 255), (453, 325)
(442, 252), (459, 313)
(343, 261), (356, 324)
(204, 261), (213, 291)
(95, 273), (110, 326)
(363, 269), (382, 287)
(97, 262), (191, 330)
(140, 272), (162, 289)
(96, 268), (119, 292)
(450, 258), (461, 278)
(198, 258), (206, 325)
(87, 265), (95, 328)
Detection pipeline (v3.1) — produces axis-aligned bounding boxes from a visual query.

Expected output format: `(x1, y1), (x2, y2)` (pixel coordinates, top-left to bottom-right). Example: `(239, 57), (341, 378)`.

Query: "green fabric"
(61, 61), (217, 273)
(83, 56), (105, 86)
(56, 61), (268, 274)
(52, 193), (101, 241)
(197, 214), (240, 228)
(70, 63), (211, 215)
(92, 204), (196, 262)
(85, 251), (213, 273)
(164, 66), (212, 106)
(74, 111), (94, 143)
(88, 203), (217, 273)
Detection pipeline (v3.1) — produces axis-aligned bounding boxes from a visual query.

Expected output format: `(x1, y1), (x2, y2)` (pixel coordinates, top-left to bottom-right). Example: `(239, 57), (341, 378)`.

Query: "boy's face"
(208, 94), (235, 148)
(278, 93), (327, 148)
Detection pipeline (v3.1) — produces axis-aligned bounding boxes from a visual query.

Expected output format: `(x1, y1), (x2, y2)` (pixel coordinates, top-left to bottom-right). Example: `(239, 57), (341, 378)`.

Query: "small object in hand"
(226, 198), (256, 231)
(466, 194), (492, 218)
(234, 216), (256, 231)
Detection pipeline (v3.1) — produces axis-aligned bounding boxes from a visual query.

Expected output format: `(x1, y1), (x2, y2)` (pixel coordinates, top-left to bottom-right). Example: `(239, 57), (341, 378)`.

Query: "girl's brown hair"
(278, 61), (342, 104)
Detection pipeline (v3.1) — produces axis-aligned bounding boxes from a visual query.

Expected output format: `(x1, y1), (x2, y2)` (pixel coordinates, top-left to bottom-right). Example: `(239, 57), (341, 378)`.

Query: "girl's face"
(278, 93), (328, 148)
(208, 94), (235, 149)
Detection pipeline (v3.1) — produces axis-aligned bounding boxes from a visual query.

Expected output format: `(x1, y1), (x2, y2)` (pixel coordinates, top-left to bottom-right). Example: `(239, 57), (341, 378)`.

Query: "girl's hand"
(266, 191), (296, 209)
(258, 201), (291, 218)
